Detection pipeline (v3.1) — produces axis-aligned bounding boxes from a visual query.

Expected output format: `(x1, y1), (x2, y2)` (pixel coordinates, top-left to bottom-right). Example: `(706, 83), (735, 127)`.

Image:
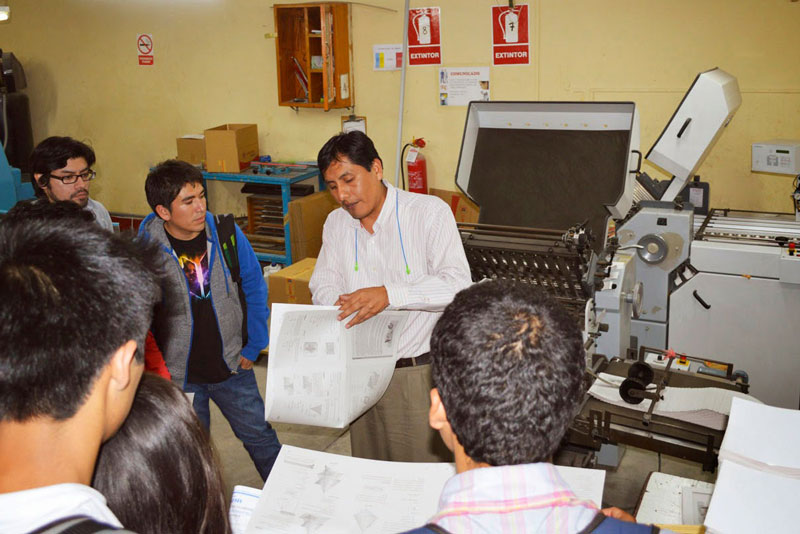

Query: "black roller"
(628, 361), (654, 385)
(619, 378), (646, 405)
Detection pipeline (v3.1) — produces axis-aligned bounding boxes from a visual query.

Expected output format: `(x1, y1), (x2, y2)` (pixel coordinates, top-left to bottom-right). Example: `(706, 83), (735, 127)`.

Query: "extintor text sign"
(408, 7), (441, 66)
(491, 5), (529, 65)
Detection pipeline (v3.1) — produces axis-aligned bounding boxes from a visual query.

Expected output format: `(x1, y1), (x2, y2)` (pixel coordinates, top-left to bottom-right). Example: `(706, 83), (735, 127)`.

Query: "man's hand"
(335, 286), (389, 328)
(239, 356), (254, 370)
(601, 507), (636, 523)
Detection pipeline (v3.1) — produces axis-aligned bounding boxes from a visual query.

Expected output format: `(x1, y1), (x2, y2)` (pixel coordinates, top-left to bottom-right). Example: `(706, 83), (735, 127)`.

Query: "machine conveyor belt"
(694, 209), (800, 244)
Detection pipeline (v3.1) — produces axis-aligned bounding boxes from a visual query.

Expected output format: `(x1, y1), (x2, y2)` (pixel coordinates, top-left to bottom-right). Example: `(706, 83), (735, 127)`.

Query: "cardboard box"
(289, 191), (339, 262)
(176, 135), (205, 165)
(429, 188), (480, 223)
(268, 257), (316, 306)
(204, 124), (259, 172)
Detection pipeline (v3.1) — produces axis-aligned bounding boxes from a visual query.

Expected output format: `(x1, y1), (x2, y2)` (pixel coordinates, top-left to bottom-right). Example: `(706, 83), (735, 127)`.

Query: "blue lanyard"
(354, 191), (410, 275)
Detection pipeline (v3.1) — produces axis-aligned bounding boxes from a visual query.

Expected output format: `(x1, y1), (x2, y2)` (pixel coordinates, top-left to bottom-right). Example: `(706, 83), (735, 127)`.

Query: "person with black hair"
(0, 208), (162, 533)
(4, 197), (97, 224)
(309, 131), (472, 462)
(93, 373), (231, 534)
(29, 136), (113, 231)
(2, 199), (172, 381)
(139, 159), (281, 481)
(401, 280), (660, 534)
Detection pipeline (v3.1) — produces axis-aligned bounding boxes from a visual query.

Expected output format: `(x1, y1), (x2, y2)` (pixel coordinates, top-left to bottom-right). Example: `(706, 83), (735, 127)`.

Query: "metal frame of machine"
(568, 347), (749, 472)
(451, 67), (794, 469)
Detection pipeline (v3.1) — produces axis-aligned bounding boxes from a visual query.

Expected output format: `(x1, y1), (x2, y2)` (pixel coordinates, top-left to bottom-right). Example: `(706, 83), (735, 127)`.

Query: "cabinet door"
(329, 3), (352, 109)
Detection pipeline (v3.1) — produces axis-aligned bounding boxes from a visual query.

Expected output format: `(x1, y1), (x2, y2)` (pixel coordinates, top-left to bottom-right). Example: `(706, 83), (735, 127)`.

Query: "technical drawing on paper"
(300, 513), (328, 534)
(283, 377), (294, 395)
(353, 508), (378, 532)
(316, 465), (344, 493)
(367, 371), (380, 389)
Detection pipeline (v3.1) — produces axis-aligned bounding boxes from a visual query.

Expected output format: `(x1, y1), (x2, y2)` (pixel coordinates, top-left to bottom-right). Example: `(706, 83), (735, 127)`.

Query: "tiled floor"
(210, 359), (716, 515)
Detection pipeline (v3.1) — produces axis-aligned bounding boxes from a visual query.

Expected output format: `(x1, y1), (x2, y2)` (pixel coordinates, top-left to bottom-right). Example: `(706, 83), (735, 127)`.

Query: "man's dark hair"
(3, 199), (96, 225)
(430, 280), (585, 466)
(317, 131), (383, 175)
(145, 159), (204, 215)
(94, 373), (230, 534)
(0, 215), (163, 422)
(29, 136), (96, 195)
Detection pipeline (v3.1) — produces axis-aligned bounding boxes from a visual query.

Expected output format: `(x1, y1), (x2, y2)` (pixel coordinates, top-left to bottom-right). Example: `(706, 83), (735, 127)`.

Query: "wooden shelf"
(274, 2), (353, 111)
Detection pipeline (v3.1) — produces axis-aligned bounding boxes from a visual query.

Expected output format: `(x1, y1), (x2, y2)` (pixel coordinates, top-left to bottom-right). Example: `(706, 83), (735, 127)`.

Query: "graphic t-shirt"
(167, 229), (230, 384)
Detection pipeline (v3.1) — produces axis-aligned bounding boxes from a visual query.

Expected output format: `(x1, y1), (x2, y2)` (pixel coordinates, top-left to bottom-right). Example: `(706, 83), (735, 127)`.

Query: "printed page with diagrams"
(265, 304), (409, 428)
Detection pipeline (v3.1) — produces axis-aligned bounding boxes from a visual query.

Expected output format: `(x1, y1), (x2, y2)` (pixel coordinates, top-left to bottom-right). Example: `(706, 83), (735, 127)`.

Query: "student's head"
(145, 159), (207, 240)
(93, 373), (231, 534)
(30, 136), (97, 207)
(0, 212), (162, 438)
(317, 131), (385, 223)
(429, 280), (585, 467)
(4, 198), (96, 225)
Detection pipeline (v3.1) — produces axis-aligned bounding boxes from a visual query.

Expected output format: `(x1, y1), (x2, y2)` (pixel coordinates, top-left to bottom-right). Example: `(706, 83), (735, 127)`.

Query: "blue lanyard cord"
(396, 192), (411, 275)
(352, 191), (410, 275)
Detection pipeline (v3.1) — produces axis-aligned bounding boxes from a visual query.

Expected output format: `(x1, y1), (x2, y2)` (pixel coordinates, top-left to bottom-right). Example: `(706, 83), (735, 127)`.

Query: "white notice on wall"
(373, 44), (403, 71)
(439, 67), (490, 106)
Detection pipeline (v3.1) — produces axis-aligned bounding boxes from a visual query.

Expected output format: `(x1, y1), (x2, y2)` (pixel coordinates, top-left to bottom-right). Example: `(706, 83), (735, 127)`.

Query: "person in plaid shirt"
(401, 281), (660, 534)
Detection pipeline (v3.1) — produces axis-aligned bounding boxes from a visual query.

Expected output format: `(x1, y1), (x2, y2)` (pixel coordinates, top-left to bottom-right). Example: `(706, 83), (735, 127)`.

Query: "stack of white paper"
(242, 446), (606, 534)
(716, 398), (800, 477)
(704, 397), (800, 534)
(588, 372), (760, 430)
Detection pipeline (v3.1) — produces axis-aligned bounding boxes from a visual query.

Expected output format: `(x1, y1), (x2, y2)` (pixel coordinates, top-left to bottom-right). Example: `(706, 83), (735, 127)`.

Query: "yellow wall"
(2, 0), (799, 215)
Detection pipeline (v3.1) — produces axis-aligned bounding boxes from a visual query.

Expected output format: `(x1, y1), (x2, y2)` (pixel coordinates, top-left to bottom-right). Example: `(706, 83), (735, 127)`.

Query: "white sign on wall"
(137, 33), (153, 66)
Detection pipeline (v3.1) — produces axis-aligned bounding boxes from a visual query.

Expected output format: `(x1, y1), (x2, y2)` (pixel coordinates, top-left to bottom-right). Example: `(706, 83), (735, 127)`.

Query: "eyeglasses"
(48, 170), (96, 184)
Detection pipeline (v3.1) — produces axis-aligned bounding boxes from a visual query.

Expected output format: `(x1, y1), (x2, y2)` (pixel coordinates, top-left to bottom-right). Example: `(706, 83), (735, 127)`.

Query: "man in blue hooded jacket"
(140, 159), (281, 480)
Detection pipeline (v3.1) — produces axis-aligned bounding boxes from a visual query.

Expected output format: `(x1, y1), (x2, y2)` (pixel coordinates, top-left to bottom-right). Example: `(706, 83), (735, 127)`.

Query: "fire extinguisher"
(405, 137), (428, 194)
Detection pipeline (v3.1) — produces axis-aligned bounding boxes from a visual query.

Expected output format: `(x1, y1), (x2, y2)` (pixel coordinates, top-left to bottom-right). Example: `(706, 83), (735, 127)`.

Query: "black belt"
(395, 352), (431, 369)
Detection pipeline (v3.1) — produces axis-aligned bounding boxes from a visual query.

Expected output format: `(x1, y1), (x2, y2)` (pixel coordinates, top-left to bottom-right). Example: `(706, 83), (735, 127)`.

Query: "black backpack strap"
(576, 512), (608, 534)
(28, 515), (123, 534)
(214, 213), (249, 346)
(214, 213), (241, 282)
(423, 524), (453, 534)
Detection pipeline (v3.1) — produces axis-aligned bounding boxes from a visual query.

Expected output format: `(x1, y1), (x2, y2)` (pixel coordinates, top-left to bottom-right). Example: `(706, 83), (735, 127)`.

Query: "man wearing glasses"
(30, 136), (113, 231)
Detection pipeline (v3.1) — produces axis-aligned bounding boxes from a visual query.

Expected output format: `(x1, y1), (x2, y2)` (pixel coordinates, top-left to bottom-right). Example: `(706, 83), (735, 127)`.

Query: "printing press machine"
(453, 68), (799, 469)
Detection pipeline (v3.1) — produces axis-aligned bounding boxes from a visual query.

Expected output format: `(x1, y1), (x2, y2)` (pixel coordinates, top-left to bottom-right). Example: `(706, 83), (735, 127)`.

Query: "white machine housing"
(647, 68), (742, 202)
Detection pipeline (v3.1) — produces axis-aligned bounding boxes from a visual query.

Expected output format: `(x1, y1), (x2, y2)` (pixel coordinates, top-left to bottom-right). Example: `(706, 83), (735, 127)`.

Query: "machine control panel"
(752, 139), (800, 175)
(778, 245), (800, 284)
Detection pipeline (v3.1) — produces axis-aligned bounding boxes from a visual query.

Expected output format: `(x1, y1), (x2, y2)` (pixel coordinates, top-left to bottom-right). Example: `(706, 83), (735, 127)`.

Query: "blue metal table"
(201, 167), (324, 265)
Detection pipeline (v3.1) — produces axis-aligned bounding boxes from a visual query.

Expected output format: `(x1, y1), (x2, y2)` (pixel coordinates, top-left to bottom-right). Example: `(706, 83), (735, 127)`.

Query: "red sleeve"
(144, 330), (171, 380)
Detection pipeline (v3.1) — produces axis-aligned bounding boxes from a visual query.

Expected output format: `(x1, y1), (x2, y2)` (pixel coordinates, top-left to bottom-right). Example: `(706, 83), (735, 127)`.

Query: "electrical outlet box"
(752, 139), (800, 175)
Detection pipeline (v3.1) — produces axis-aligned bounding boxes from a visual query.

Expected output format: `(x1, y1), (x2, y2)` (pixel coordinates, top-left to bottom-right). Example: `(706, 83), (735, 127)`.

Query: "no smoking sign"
(137, 34), (154, 66)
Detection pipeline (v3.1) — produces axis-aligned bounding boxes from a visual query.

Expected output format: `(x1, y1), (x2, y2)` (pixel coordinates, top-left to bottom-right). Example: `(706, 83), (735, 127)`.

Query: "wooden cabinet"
(274, 2), (353, 110)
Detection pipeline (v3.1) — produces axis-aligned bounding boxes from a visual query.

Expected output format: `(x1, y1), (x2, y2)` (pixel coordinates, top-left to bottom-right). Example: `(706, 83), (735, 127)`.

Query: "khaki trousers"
(349, 362), (453, 462)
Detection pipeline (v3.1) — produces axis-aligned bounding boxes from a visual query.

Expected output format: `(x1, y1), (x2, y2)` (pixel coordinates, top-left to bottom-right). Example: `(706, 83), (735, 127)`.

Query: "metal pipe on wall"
(393, 0), (410, 187)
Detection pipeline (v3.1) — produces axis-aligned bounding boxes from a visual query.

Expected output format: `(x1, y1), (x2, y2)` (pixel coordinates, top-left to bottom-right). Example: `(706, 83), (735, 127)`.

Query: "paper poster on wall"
(439, 67), (490, 106)
(408, 7), (442, 66)
(373, 44), (403, 71)
(491, 4), (530, 65)
(137, 33), (154, 66)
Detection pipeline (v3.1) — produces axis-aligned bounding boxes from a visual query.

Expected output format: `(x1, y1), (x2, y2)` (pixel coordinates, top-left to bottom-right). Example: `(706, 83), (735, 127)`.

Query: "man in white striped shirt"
(309, 131), (472, 462)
